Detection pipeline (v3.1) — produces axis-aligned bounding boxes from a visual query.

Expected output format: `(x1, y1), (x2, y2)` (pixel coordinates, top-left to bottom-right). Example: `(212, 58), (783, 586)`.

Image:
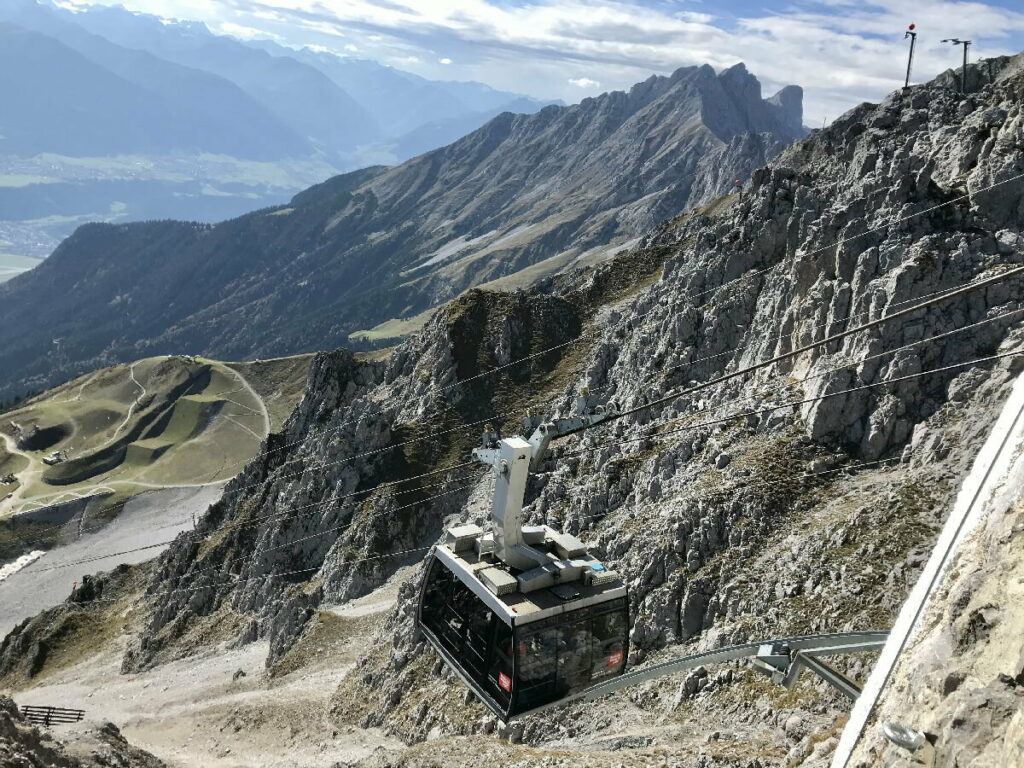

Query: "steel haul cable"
(558, 266), (1024, 438)
(29, 347), (1024, 579)
(227, 166), (1024, 462)
(6, 266), (1017, 551)
(569, 348), (1024, 459)
(25, 480), (481, 576)
(142, 264), (1024, 501)
(74, 455), (907, 606)
(22, 299), (1017, 566)
(15, 167), (1017, 518)
(8, 287), (1024, 568)
(5, 177), (1024, 578)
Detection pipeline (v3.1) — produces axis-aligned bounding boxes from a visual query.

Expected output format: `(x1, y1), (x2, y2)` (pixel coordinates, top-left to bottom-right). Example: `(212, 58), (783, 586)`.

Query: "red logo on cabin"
(607, 650), (624, 667)
(498, 672), (512, 692)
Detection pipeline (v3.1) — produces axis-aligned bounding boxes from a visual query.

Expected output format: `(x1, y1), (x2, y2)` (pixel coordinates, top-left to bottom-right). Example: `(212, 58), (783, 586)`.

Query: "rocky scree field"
(3, 55), (1024, 767)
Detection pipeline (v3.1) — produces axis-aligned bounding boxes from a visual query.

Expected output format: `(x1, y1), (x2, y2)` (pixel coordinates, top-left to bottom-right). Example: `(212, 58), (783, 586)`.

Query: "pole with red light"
(904, 24), (917, 89)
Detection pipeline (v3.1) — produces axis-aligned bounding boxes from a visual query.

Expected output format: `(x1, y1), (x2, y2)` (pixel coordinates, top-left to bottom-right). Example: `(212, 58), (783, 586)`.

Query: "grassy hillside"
(0, 353), (312, 527)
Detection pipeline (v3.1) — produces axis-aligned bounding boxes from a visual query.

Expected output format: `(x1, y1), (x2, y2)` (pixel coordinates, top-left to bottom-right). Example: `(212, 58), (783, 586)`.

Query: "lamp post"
(941, 38), (972, 93)
(904, 24), (917, 89)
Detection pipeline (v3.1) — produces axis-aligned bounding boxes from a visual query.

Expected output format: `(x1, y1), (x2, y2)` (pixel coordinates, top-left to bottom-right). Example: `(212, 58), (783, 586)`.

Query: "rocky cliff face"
(0, 62), (802, 402)
(324, 57), (1024, 756)
(4, 54), (1023, 767)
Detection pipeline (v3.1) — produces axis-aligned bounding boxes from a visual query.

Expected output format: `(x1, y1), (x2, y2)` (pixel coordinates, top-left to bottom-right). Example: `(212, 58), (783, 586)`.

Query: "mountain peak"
(0, 58), (802, 400)
(720, 61), (750, 76)
(767, 84), (804, 136)
(717, 61), (762, 103)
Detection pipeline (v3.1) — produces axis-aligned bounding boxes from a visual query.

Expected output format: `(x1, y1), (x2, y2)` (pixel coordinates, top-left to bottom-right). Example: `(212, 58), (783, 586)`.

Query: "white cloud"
(568, 76), (600, 88)
(345, 43), (359, 52)
(73, 0), (1024, 125)
(216, 21), (278, 40)
(439, 57), (453, 64)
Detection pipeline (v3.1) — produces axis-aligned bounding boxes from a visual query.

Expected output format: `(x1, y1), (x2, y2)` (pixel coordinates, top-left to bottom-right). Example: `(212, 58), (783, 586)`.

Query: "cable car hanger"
(416, 391), (631, 720)
(415, 391), (892, 721)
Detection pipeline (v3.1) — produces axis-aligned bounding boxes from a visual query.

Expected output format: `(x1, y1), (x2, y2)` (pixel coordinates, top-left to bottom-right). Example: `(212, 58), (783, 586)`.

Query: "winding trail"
(3, 358), (268, 518)
(218, 362), (271, 437)
(0, 430), (39, 512)
(112, 363), (146, 439)
(223, 415), (265, 442)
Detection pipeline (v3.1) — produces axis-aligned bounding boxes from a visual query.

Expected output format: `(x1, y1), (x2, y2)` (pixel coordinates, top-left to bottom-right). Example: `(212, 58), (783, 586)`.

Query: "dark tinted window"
(512, 599), (629, 715)
(516, 626), (558, 710)
(556, 618), (592, 691)
(420, 558), (512, 713)
(486, 619), (514, 709)
(591, 610), (628, 679)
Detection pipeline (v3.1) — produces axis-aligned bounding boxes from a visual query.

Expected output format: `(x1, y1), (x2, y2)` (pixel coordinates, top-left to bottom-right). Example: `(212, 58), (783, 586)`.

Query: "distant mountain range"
(0, 61), (806, 400)
(0, 22), (306, 159)
(0, 0), (552, 257)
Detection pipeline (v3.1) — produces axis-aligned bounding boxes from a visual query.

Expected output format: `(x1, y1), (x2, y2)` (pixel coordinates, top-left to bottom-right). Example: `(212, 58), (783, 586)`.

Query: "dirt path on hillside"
(0, 430), (40, 512)
(216, 361), (271, 438)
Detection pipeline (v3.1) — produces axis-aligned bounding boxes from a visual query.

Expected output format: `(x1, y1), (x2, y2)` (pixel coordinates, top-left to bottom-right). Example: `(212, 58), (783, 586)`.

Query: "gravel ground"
(0, 483), (224, 636)
(8, 574), (405, 768)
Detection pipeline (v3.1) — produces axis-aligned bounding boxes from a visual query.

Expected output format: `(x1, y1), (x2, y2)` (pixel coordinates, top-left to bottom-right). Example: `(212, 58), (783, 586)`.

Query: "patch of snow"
(486, 223), (537, 250)
(419, 230), (497, 268)
(0, 550), (45, 583)
(572, 236), (642, 266)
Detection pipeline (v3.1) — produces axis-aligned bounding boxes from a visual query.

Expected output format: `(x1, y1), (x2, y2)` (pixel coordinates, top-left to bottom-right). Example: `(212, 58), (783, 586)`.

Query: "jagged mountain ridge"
(0, 62), (804, 402)
(1, 52), (1012, 767)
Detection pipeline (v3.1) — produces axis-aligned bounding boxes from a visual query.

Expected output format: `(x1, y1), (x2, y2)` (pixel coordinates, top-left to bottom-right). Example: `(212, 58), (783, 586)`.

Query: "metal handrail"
(514, 630), (889, 719)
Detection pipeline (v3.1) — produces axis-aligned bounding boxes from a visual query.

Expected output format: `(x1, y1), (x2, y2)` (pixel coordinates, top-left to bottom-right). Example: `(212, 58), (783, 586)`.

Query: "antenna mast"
(941, 37), (972, 93)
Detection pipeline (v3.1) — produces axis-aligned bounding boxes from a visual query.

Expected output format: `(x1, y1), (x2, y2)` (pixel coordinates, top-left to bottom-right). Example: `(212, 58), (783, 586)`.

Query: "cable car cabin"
(417, 523), (629, 721)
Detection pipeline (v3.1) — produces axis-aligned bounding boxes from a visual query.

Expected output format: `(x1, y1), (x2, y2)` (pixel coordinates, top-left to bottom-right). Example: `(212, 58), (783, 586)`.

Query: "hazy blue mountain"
(0, 22), (304, 159)
(0, 0), (559, 261)
(0, 6), (309, 161)
(52, 3), (382, 156)
(391, 97), (562, 160)
(286, 48), (550, 140)
(428, 78), (552, 114)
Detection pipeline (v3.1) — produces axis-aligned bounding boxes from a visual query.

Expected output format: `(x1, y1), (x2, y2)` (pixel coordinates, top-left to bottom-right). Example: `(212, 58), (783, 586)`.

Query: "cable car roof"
(433, 527), (627, 627)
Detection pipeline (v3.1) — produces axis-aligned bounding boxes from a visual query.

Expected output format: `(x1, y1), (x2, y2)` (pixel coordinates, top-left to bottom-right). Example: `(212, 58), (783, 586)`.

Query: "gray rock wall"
(330, 60), (1024, 751)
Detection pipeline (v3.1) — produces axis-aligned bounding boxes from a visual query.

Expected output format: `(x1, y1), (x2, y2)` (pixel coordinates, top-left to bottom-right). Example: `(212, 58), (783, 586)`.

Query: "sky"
(62, 0), (1024, 125)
